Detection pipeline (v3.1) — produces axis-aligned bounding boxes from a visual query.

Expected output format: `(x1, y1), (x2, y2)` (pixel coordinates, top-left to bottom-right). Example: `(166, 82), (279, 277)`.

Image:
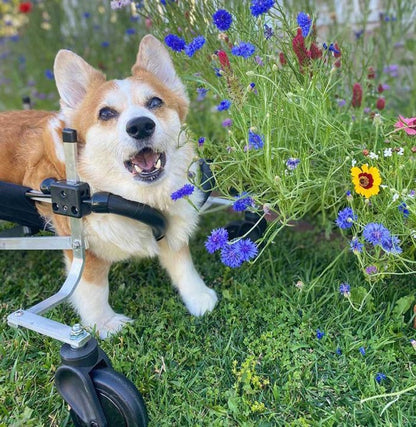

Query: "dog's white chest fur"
(84, 213), (159, 261)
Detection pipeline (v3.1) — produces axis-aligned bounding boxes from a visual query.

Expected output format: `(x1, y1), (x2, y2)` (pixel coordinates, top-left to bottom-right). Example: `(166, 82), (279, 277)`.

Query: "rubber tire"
(70, 367), (148, 427)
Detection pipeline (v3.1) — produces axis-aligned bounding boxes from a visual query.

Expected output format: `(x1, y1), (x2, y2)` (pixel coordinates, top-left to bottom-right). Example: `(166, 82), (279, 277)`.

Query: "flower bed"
(128, 1), (416, 290)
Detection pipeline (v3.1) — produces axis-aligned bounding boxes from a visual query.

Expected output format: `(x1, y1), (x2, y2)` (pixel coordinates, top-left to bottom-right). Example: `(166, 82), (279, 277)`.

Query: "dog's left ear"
(132, 35), (188, 102)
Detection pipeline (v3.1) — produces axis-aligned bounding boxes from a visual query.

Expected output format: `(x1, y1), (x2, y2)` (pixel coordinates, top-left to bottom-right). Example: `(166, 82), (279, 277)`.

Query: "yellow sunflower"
(351, 164), (381, 198)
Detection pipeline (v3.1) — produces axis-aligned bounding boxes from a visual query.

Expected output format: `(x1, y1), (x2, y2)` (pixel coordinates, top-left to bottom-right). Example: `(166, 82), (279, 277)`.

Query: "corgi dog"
(0, 35), (218, 337)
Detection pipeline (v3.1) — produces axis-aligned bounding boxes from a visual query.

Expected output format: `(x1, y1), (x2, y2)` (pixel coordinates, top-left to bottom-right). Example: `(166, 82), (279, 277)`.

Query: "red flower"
(333, 42), (341, 58)
(217, 50), (230, 69)
(292, 28), (309, 67)
(376, 97), (385, 110)
(279, 52), (286, 66)
(352, 83), (363, 108)
(309, 42), (322, 60)
(19, 1), (32, 13)
(367, 67), (375, 79)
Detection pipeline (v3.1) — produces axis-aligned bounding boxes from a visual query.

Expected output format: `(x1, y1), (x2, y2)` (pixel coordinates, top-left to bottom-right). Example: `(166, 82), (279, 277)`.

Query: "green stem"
(361, 383), (416, 404)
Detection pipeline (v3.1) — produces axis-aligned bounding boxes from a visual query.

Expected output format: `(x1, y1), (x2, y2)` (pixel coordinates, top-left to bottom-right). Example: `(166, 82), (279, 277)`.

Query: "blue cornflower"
(125, 28), (136, 36)
(198, 137), (205, 147)
(214, 67), (222, 77)
(160, 0), (175, 5)
(297, 12), (311, 37)
(171, 184), (194, 201)
(248, 130), (264, 150)
(336, 347), (342, 355)
(339, 282), (350, 297)
(212, 9), (233, 31)
(220, 242), (244, 268)
(350, 238), (364, 254)
(264, 24), (274, 39)
(231, 42), (256, 58)
(196, 87), (208, 101)
(110, 0), (131, 9)
(250, 0), (274, 17)
(83, 12), (91, 19)
(365, 265), (378, 275)
(44, 69), (54, 80)
(335, 207), (357, 229)
(359, 346), (366, 356)
(164, 34), (186, 52)
(316, 329), (325, 339)
(323, 43), (340, 55)
(398, 202), (410, 218)
(233, 193), (254, 212)
(185, 36), (206, 57)
(286, 157), (300, 170)
(101, 41), (110, 48)
(363, 223), (391, 246)
(205, 228), (229, 254)
(217, 99), (232, 111)
(375, 373), (387, 383)
(237, 239), (258, 262)
(381, 235), (402, 254)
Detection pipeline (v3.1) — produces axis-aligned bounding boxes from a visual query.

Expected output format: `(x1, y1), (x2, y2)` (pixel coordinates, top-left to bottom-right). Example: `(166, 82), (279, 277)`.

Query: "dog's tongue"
(131, 148), (159, 171)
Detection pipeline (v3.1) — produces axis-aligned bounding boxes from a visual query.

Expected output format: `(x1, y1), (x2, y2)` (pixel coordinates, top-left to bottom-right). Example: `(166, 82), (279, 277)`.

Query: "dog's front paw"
(85, 313), (133, 339)
(181, 287), (218, 316)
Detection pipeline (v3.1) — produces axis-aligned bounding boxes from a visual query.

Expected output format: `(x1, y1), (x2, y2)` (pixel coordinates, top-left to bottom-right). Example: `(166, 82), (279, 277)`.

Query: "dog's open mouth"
(124, 147), (166, 182)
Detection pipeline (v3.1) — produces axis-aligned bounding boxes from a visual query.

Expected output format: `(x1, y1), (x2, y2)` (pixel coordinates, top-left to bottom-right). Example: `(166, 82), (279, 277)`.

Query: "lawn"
(1, 211), (416, 426)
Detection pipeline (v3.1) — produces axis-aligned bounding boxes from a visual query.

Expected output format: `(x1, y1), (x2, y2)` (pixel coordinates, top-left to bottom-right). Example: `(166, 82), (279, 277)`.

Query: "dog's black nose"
(126, 117), (155, 140)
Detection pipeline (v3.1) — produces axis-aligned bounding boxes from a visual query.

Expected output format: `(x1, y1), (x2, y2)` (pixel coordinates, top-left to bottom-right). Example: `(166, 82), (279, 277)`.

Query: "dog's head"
(53, 35), (192, 204)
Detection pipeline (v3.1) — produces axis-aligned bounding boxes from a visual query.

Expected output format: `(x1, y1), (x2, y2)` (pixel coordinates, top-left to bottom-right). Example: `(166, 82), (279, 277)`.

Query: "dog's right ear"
(54, 50), (105, 111)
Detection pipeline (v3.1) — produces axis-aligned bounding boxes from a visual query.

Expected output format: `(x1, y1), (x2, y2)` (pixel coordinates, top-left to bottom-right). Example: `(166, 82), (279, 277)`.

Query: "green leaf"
(393, 294), (415, 318)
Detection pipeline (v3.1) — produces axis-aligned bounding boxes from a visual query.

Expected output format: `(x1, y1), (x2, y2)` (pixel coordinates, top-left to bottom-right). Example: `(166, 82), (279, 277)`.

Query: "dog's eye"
(98, 107), (119, 121)
(146, 97), (163, 110)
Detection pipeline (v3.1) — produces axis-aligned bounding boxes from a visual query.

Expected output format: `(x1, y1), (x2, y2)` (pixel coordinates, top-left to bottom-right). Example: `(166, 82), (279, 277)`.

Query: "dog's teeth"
(155, 158), (162, 169)
(134, 164), (142, 173)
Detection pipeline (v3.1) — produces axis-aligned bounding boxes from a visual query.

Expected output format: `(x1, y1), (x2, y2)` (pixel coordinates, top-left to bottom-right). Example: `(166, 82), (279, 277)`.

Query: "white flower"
(397, 147), (404, 156)
(392, 193), (400, 202)
(351, 159), (357, 167)
(384, 148), (393, 157)
(369, 152), (379, 159)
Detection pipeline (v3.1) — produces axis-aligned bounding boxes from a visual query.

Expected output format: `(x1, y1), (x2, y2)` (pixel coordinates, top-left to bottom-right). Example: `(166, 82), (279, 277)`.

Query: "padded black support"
(0, 181), (47, 231)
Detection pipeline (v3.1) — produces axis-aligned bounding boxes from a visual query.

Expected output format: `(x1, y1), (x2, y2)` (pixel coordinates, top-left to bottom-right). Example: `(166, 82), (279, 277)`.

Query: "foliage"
(132, 1), (416, 285)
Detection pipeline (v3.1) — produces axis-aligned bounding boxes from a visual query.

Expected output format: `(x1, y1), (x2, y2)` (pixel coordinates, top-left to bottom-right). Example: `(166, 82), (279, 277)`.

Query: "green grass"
(1, 211), (416, 426)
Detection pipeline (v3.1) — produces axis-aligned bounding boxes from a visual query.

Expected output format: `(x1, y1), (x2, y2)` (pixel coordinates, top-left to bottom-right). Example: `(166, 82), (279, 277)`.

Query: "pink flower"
(394, 116), (416, 135)
(351, 83), (363, 108)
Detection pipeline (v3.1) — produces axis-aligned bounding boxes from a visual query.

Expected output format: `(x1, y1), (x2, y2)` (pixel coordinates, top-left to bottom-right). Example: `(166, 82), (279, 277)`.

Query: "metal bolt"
(15, 309), (24, 317)
(72, 240), (81, 249)
(70, 323), (84, 338)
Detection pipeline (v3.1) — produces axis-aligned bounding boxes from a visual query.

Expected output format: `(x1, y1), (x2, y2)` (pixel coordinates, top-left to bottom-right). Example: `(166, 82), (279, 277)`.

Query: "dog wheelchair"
(0, 127), (179, 426)
(0, 121), (267, 425)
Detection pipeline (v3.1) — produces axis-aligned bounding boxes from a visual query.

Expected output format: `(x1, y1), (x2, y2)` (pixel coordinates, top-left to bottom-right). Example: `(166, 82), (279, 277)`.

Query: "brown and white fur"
(0, 35), (217, 337)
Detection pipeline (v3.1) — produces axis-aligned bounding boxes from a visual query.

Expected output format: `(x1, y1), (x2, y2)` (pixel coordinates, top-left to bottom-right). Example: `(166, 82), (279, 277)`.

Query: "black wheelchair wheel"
(70, 367), (148, 427)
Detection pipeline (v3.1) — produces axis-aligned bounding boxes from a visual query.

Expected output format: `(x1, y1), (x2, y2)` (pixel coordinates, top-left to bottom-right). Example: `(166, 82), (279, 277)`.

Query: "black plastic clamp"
(50, 180), (91, 218)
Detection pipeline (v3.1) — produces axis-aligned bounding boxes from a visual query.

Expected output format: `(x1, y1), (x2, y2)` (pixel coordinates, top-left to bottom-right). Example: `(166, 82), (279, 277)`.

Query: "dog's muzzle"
(124, 148), (166, 182)
(126, 116), (155, 140)
(124, 117), (166, 182)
